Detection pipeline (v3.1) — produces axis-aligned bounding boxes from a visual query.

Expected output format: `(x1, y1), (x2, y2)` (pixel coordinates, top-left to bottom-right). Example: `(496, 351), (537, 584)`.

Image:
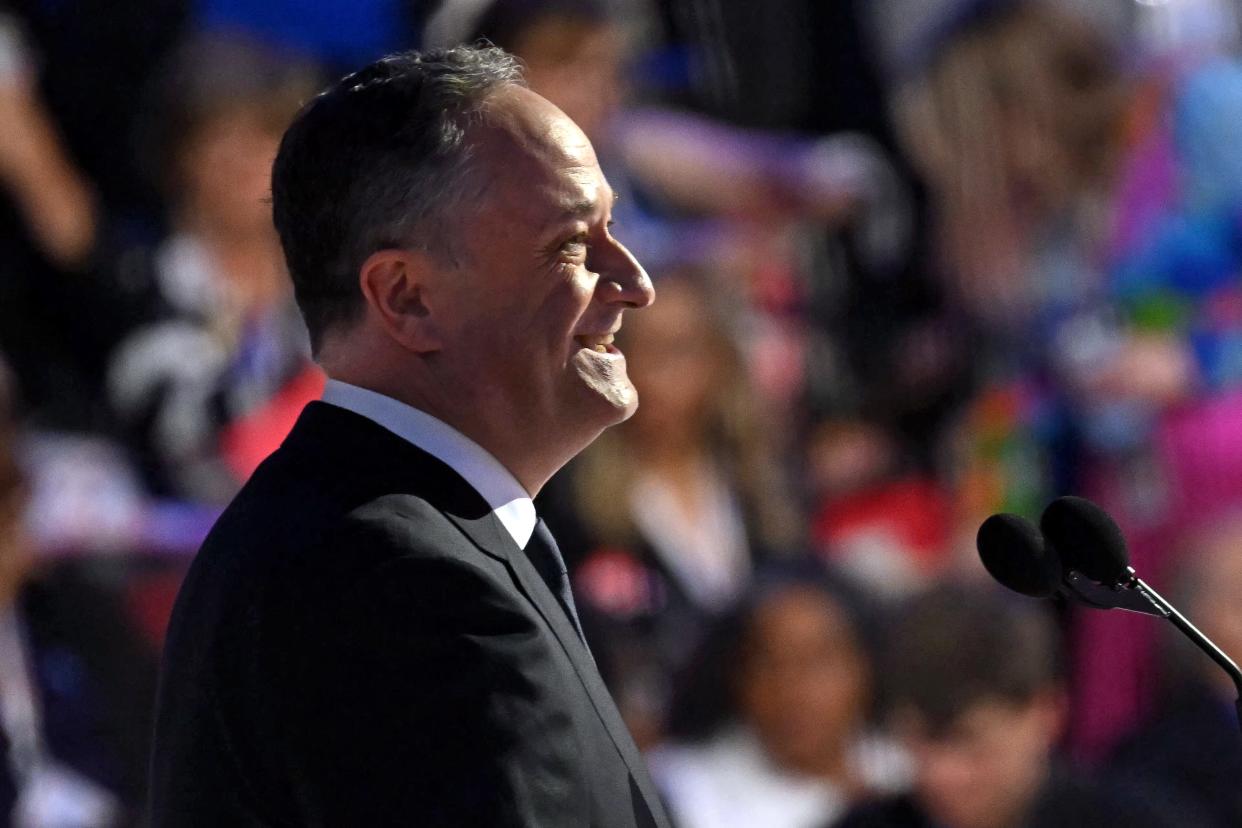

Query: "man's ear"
(357, 248), (442, 354)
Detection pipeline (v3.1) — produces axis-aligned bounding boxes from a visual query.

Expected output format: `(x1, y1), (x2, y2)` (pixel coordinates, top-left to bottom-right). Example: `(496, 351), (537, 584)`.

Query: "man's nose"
(599, 241), (655, 309)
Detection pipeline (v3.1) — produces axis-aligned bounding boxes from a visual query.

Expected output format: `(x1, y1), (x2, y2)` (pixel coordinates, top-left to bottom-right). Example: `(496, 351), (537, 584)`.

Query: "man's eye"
(561, 234), (589, 254)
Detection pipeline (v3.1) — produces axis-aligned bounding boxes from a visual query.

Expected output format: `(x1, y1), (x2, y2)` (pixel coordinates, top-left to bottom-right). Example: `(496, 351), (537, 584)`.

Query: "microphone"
(976, 513), (1061, 598)
(977, 496), (1242, 732)
(1040, 496), (1130, 586)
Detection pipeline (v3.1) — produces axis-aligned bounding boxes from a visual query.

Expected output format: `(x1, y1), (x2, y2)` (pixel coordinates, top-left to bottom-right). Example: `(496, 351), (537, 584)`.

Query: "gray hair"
(271, 45), (526, 354)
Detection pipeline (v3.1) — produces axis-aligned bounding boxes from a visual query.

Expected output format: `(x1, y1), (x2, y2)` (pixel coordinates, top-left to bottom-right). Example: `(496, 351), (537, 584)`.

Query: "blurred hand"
(0, 72), (97, 268)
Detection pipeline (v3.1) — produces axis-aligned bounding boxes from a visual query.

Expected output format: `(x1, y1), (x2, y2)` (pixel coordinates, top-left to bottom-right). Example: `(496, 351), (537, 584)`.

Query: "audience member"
(105, 33), (322, 502)
(651, 564), (907, 828)
(835, 584), (1179, 828)
(896, 0), (1128, 330)
(809, 418), (954, 600)
(0, 9), (112, 428)
(0, 358), (159, 827)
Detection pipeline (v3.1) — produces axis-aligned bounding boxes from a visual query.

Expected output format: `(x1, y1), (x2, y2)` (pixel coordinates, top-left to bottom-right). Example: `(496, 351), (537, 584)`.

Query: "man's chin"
(587, 381), (638, 425)
(609, 389), (639, 424)
(573, 356), (638, 420)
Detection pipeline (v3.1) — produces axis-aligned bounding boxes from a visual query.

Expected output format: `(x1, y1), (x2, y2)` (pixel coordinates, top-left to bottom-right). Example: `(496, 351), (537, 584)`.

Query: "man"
(148, 46), (667, 827)
(834, 585), (1177, 828)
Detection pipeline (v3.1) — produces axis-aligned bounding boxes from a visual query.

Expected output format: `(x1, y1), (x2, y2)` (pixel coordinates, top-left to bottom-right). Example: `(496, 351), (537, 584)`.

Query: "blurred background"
(1, 0), (1242, 825)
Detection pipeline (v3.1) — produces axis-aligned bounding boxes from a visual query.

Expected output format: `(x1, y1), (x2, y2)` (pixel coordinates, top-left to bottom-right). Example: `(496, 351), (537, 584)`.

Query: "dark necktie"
(526, 518), (587, 645)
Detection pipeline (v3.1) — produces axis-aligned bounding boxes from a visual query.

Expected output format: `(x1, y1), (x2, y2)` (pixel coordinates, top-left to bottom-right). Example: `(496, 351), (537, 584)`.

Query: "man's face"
(430, 86), (653, 483)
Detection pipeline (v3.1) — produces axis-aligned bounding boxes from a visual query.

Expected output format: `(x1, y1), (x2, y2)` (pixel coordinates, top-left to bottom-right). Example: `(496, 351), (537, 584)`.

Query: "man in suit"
(148, 45), (667, 827)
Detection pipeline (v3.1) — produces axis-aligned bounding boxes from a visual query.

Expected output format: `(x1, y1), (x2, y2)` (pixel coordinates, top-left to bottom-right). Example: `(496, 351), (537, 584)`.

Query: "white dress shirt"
(320, 379), (537, 550)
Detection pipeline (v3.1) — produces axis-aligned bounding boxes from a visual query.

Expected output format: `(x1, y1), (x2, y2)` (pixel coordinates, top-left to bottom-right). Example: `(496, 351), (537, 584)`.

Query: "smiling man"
(148, 47), (667, 827)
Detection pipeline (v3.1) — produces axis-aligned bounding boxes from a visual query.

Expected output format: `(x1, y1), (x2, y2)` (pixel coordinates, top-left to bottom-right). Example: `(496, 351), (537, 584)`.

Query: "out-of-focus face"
(737, 586), (869, 776)
(899, 695), (1060, 828)
(621, 281), (722, 443)
(432, 85), (653, 480)
(516, 20), (626, 143)
(180, 108), (283, 238)
(1187, 520), (1242, 692)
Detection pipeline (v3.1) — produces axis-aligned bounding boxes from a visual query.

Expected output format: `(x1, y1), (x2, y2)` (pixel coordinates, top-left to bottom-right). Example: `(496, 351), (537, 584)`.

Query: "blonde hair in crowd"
(570, 274), (802, 555)
(896, 1), (1127, 318)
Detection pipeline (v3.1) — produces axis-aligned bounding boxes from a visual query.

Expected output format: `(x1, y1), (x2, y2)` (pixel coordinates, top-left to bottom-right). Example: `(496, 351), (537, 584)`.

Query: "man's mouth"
(574, 333), (616, 354)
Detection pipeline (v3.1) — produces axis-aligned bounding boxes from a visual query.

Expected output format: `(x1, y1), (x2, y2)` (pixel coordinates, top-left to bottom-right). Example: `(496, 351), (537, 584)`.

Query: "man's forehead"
(476, 85), (595, 164)
(469, 86), (609, 218)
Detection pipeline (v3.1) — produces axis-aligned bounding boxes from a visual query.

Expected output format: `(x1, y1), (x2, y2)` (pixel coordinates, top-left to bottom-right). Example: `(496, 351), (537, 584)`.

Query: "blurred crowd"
(2, 0), (1242, 825)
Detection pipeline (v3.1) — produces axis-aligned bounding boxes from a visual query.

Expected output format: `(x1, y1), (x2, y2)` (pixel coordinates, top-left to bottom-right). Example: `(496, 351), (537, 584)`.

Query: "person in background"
(1108, 512), (1242, 828)
(896, 0), (1129, 327)
(541, 271), (802, 748)
(0, 8), (109, 428)
(650, 563), (907, 828)
(808, 416), (955, 601)
(0, 358), (159, 827)
(106, 33), (322, 502)
(835, 585), (1179, 828)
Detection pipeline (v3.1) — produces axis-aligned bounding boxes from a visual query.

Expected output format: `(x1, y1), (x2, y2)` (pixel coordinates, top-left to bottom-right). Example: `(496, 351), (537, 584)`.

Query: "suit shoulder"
(342, 493), (456, 542)
(327, 493), (477, 564)
(276, 492), (502, 607)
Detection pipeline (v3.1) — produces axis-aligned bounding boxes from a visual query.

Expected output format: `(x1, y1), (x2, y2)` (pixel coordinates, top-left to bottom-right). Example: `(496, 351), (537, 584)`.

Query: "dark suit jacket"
(148, 402), (671, 827)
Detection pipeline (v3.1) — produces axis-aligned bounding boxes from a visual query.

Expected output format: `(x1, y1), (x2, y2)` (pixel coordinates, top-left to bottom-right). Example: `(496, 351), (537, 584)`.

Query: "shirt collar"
(321, 379), (536, 549)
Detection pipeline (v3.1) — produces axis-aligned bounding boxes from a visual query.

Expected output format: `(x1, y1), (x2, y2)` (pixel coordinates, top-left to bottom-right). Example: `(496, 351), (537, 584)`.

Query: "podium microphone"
(977, 496), (1242, 733)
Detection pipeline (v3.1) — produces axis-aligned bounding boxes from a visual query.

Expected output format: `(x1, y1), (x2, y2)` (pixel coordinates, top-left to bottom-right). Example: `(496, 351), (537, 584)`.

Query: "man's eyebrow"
(557, 192), (620, 221)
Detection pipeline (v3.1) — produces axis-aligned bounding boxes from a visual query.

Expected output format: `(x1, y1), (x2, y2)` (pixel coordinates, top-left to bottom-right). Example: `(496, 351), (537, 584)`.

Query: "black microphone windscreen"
(976, 513), (1062, 598)
(1040, 496), (1131, 585)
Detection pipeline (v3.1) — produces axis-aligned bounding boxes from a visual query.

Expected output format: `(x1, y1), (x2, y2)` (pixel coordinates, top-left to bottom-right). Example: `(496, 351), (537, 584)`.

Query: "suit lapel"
(444, 509), (666, 817)
(286, 404), (667, 823)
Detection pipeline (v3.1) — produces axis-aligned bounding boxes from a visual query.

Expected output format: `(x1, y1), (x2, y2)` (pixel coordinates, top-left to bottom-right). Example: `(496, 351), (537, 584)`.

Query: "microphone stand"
(1062, 567), (1242, 733)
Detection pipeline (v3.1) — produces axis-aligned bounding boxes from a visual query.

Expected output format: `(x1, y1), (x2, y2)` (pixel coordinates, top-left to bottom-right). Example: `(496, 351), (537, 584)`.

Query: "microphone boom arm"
(1064, 566), (1242, 733)
(1136, 576), (1242, 718)
(1062, 569), (1170, 618)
